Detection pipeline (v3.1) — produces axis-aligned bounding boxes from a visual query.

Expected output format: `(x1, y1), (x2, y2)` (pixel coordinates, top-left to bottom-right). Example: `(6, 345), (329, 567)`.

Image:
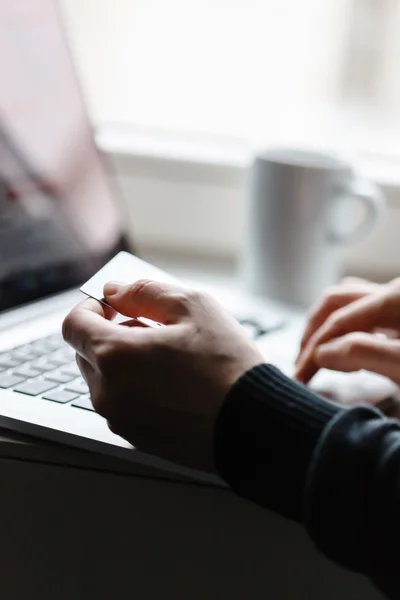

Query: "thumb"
(103, 279), (189, 324)
(315, 332), (400, 386)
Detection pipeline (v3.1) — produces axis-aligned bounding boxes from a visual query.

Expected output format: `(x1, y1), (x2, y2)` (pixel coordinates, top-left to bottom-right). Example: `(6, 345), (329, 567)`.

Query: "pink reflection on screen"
(0, 0), (122, 278)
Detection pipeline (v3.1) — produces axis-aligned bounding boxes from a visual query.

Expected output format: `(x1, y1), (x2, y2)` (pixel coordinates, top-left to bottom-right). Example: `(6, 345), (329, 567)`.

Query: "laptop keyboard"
(0, 316), (285, 413)
(0, 333), (95, 411)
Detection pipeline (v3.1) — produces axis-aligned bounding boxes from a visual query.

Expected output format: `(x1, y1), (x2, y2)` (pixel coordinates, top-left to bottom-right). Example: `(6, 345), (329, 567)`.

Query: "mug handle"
(328, 179), (385, 245)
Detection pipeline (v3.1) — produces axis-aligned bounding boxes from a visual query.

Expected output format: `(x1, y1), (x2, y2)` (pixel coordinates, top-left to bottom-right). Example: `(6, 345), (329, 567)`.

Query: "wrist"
(214, 364), (340, 521)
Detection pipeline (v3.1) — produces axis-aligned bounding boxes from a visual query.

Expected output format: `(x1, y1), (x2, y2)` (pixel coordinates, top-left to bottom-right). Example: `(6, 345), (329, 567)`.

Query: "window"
(61, 0), (400, 158)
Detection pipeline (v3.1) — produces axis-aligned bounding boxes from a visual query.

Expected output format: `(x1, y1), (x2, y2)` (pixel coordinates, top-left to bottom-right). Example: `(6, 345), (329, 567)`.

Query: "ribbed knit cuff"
(214, 364), (341, 522)
(304, 405), (391, 574)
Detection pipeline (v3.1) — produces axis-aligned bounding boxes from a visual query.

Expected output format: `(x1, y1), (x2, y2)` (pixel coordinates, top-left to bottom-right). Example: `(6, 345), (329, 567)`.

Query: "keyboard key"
(62, 363), (81, 377)
(0, 355), (23, 369)
(44, 338), (65, 351)
(60, 347), (75, 359)
(0, 374), (26, 389)
(12, 348), (42, 362)
(29, 340), (54, 355)
(48, 354), (73, 367)
(29, 359), (56, 373)
(64, 380), (89, 395)
(29, 335), (64, 354)
(12, 366), (42, 378)
(42, 390), (79, 404)
(44, 371), (75, 384)
(14, 380), (58, 396)
(48, 333), (64, 343)
(17, 343), (42, 354)
(71, 397), (95, 412)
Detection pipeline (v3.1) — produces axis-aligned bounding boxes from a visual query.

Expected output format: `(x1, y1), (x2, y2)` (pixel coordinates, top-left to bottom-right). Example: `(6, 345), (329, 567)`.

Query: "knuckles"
(62, 312), (74, 343)
(168, 288), (207, 318)
(324, 310), (342, 334)
(62, 309), (89, 345)
(128, 279), (154, 298)
(341, 332), (368, 355)
(308, 287), (343, 324)
(180, 289), (215, 312)
(319, 286), (343, 308)
(175, 289), (200, 312)
(92, 339), (128, 375)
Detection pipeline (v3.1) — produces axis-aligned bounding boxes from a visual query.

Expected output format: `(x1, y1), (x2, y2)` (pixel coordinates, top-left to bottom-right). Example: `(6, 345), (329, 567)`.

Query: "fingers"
(64, 287), (183, 372)
(298, 280), (379, 355)
(62, 298), (117, 366)
(103, 279), (193, 324)
(75, 353), (95, 384)
(76, 352), (94, 375)
(339, 276), (375, 286)
(314, 332), (400, 386)
(295, 288), (394, 383)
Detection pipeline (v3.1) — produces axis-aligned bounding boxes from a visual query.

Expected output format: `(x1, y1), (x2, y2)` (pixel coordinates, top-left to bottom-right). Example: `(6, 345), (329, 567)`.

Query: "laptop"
(0, 0), (298, 484)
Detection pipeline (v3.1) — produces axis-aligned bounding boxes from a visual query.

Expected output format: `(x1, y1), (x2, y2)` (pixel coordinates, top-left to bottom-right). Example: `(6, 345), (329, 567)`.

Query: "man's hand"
(63, 280), (263, 472)
(295, 277), (400, 385)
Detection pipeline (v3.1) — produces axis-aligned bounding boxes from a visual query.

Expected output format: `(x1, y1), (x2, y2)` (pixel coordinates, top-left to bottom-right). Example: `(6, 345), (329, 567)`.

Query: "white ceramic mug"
(242, 148), (385, 307)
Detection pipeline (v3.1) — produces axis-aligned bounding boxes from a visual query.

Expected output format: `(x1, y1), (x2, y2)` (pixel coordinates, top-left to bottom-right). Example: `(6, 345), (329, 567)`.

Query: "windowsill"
(96, 124), (252, 169)
(96, 123), (400, 191)
(95, 123), (400, 281)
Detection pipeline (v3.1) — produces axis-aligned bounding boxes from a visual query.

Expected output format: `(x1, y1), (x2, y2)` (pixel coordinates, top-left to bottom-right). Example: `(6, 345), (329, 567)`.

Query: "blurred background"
(61, 0), (400, 280)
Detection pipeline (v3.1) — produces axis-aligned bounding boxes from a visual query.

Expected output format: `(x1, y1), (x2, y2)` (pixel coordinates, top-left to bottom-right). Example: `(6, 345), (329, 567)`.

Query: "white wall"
(61, 0), (350, 145)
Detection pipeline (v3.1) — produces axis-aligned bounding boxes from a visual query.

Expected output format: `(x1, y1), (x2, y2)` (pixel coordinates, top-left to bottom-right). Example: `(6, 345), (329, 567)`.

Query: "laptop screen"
(0, 0), (128, 313)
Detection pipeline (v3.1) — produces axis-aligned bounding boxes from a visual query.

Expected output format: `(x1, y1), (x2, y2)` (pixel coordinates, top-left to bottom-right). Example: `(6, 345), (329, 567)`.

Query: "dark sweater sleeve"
(214, 363), (400, 598)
